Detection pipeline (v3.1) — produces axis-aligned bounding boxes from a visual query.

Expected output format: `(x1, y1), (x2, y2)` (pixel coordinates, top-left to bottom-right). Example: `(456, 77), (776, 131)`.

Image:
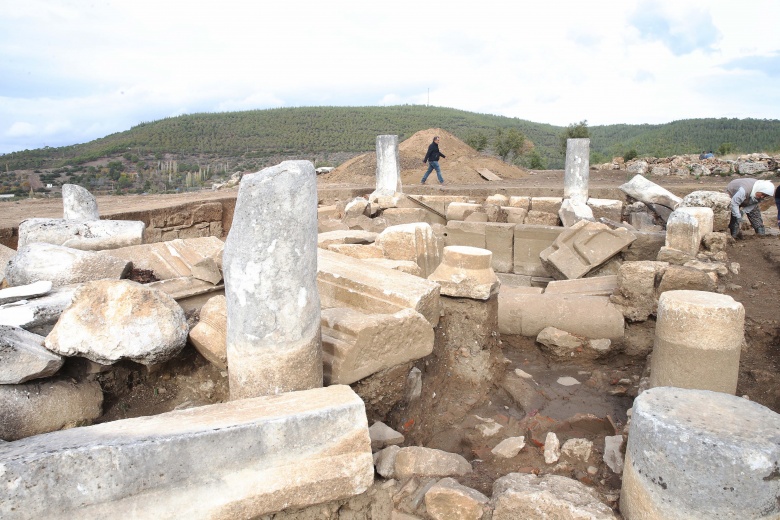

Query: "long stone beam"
(0, 385), (374, 520)
(18, 218), (145, 251)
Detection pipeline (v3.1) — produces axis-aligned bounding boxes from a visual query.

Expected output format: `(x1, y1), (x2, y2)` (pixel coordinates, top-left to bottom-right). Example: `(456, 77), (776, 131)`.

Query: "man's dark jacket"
(423, 142), (445, 163)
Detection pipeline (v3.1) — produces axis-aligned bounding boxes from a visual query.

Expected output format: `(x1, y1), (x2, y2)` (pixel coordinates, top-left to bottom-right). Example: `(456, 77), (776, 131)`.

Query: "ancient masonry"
(0, 136), (777, 519)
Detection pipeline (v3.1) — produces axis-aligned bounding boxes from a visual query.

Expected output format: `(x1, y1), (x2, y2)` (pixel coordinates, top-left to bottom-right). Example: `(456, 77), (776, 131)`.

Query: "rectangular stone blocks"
(513, 225), (564, 276)
(485, 223), (515, 273)
(444, 221), (487, 248)
(0, 385), (374, 520)
(540, 221), (635, 279)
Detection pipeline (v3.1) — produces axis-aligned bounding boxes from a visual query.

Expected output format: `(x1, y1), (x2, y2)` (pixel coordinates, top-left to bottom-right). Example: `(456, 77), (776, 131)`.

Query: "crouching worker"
(726, 178), (774, 238)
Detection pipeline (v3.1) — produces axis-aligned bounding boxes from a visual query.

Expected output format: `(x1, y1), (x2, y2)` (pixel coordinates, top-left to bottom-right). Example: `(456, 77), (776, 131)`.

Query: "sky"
(1, 0), (780, 154)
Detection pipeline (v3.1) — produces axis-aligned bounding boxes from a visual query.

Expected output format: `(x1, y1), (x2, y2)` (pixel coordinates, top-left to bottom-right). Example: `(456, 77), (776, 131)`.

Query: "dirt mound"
(321, 128), (529, 185)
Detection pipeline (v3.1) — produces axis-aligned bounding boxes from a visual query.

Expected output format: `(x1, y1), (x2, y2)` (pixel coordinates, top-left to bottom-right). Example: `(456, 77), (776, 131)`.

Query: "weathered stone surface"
(18, 218), (145, 251)
(603, 435), (624, 474)
(656, 246), (694, 265)
(321, 307), (433, 385)
(545, 275), (617, 296)
(374, 445), (400, 478)
(508, 196), (530, 210)
(190, 256), (222, 284)
(444, 220), (486, 248)
(657, 265), (717, 293)
(537, 326), (586, 357)
(540, 220), (635, 280)
(561, 438), (593, 462)
(621, 387), (780, 520)
(383, 207), (445, 227)
(318, 249), (441, 327)
(188, 294), (227, 369)
(564, 138), (590, 203)
(737, 159), (770, 174)
(327, 243), (384, 259)
(500, 289), (625, 339)
(675, 206), (714, 237)
(424, 478), (489, 520)
(587, 198), (623, 222)
(531, 197), (564, 214)
(224, 161), (322, 399)
(622, 230), (665, 261)
(369, 421), (405, 451)
(491, 436), (526, 458)
(106, 236), (225, 280)
(146, 276), (224, 314)
(501, 371), (548, 412)
(446, 202), (483, 221)
(513, 224), (564, 276)
(375, 135), (402, 194)
(492, 473), (616, 519)
(0, 385), (374, 519)
(361, 258), (423, 276)
(504, 206), (528, 224)
(665, 210), (700, 255)
(45, 280), (188, 366)
(6, 243), (130, 288)
(318, 232), (377, 253)
(559, 199), (594, 227)
(525, 210), (560, 226)
(62, 183), (99, 220)
(485, 223), (514, 273)
(680, 190), (731, 231)
(0, 285), (76, 334)
(485, 194), (509, 206)
(0, 325), (62, 384)
(344, 197), (371, 220)
(375, 223), (441, 278)
(0, 280), (52, 305)
(609, 261), (668, 322)
(428, 246), (498, 300)
(394, 447), (472, 480)
(702, 231), (730, 253)
(627, 160), (648, 175)
(464, 212), (489, 222)
(544, 432), (561, 463)
(650, 290), (744, 394)
(0, 378), (102, 441)
(620, 174), (682, 219)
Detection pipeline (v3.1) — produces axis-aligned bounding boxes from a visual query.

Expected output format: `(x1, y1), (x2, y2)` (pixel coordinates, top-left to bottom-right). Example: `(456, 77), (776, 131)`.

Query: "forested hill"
(3, 105), (780, 170)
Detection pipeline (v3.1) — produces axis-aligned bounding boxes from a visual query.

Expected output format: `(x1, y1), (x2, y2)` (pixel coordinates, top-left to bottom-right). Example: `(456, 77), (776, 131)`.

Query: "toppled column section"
(0, 385), (374, 519)
(540, 220), (635, 279)
(564, 138), (590, 203)
(62, 184), (100, 220)
(428, 246), (499, 300)
(318, 248), (441, 326)
(621, 387), (780, 519)
(6, 243), (130, 288)
(649, 290), (744, 394)
(224, 161), (321, 399)
(18, 218), (145, 251)
(374, 134), (402, 195)
(619, 174), (682, 221)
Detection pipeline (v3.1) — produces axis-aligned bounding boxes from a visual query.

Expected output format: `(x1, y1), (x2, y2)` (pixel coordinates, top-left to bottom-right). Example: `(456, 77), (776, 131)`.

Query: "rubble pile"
(596, 152), (780, 176)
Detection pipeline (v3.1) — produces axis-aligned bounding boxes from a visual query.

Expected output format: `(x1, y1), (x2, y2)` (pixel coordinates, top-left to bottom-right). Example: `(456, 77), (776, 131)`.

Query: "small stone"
(603, 435), (624, 474)
(374, 445), (401, 478)
(544, 432), (560, 464)
(561, 438), (593, 462)
(491, 436), (526, 458)
(557, 376), (580, 386)
(425, 477), (489, 520)
(369, 421), (405, 451)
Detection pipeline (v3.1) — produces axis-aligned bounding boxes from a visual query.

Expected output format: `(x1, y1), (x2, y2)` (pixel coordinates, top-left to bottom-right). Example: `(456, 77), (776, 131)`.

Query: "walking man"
(421, 136), (446, 184)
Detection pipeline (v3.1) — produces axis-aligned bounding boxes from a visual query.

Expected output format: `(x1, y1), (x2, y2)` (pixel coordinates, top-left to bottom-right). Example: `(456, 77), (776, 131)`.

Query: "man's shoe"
(756, 226), (766, 236)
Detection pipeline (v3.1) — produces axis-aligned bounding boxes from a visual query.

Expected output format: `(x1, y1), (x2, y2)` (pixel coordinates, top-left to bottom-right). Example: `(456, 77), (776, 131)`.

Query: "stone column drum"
(223, 161), (322, 399)
(564, 138), (590, 203)
(62, 184), (99, 220)
(428, 245), (499, 300)
(621, 387), (780, 519)
(375, 134), (402, 195)
(649, 290), (744, 394)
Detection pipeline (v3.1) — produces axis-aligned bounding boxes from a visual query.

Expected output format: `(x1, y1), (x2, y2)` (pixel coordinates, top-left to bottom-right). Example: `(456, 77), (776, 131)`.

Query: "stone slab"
(513, 225), (564, 277)
(443, 221), (487, 249)
(106, 236), (225, 280)
(477, 168), (502, 181)
(18, 218), (145, 251)
(544, 275), (617, 296)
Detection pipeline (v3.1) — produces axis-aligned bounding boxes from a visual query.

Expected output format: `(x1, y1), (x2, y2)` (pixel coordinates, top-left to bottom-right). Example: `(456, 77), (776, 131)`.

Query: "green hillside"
(3, 105), (780, 172)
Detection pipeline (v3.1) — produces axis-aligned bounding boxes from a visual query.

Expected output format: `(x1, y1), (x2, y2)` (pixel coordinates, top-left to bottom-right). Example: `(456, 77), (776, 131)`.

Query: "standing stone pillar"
(564, 138), (590, 203)
(375, 135), (402, 195)
(649, 290), (744, 394)
(223, 161), (322, 399)
(62, 184), (99, 220)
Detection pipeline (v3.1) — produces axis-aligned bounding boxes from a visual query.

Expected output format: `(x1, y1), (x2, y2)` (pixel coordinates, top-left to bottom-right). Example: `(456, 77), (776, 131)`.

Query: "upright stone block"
(665, 210), (701, 256)
(375, 223), (441, 277)
(375, 134), (402, 195)
(0, 385), (374, 519)
(444, 220), (487, 248)
(223, 161), (322, 399)
(18, 218), (145, 251)
(650, 290), (744, 394)
(62, 184), (99, 220)
(621, 387), (780, 519)
(675, 206), (714, 237)
(564, 138), (590, 203)
(513, 225), (564, 276)
(485, 223), (515, 273)
(428, 246), (499, 300)
(446, 202), (483, 221)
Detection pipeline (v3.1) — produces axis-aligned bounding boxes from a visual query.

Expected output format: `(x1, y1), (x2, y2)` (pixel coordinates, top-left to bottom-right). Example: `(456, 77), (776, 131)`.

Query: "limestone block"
(545, 275), (617, 296)
(656, 246), (694, 265)
(680, 190), (731, 231)
(444, 220), (486, 248)
(0, 285), (76, 334)
(318, 249), (441, 326)
(496, 272), (533, 287)
(492, 473), (616, 519)
(62, 184), (99, 220)
(427, 246), (499, 300)
(501, 370), (548, 412)
(446, 202), (483, 221)
(318, 219), (349, 233)
(318, 229), (378, 249)
(191, 257), (222, 285)
(0, 379), (102, 441)
(318, 204), (340, 220)
(524, 210), (560, 226)
(481, 202), (507, 223)
(424, 478), (489, 520)
(485, 223), (514, 273)
(6, 243), (131, 288)
(675, 206), (714, 236)
(464, 212), (488, 222)
(406, 195), (469, 216)
(321, 307), (434, 385)
(188, 294), (227, 370)
(586, 198), (623, 222)
(376, 135), (402, 194)
(513, 224), (564, 276)
(361, 258), (422, 276)
(375, 223), (440, 278)
(658, 265), (717, 293)
(561, 438), (593, 462)
(609, 261), (668, 322)
(737, 159), (770, 174)
(374, 445), (400, 478)
(650, 290), (744, 394)
(383, 208), (445, 227)
(619, 175), (682, 220)
(106, 236), (225, 280)
(491, 436), (526, 458)
(540, 220), (636, 280)
(603, 435), (624, 474)
(629, 211), (663, 231)
(328, 243), (384, 259)
(18, 218), (145, 251)
(499, 290), (624, 339)
(0, 325), (63, 384)
(536, 326), (586, 357)
(702, 232), (729, 253)
(0, 385), (374, 519)
(394, 447), (472, 480)
(622, 230), (665, 261)
(46, 280), (188, 366)
(0, 280), (52, 305)
(146, 276), (224, 314)
(530, 197), (563, 214)
(544, 432), (561, 463)
(369, 421), (404, 451)
(621, 387), (780, 520)
(665, 210), (701, 256)
(627, 160), (648, 175)
(559, 199), (594, 227)
(503, 207), (527, 224)
(508, 196), (530, 210)
(651, 165), (671, 175)
(344, 197), (371, 220)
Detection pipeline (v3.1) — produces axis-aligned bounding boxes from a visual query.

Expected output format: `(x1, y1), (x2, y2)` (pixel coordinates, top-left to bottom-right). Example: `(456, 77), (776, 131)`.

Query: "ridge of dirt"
(321, 128), (530, 186)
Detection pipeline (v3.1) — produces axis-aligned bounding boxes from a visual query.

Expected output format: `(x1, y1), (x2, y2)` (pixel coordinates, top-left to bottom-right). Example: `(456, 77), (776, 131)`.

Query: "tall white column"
(375, 135), (402, 194)
(564, 138), (590, 203)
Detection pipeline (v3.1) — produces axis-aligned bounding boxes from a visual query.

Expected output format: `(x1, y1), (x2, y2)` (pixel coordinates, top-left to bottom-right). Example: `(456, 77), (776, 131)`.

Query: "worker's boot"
(755, 225), (766, 236)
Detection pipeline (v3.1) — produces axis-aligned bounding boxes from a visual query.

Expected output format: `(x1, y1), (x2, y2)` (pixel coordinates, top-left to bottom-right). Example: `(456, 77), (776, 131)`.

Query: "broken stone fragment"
(424, 478), (489, 520)
(603, 435), (624, 474)
(427, 246), (499, 300)
(665, 210), (701, 256)
(559, 199), (594, 227)
(0, 325), (62, 384)
(62, 183), (100, 220)
(5, 243), (131, 288)
(544, 432), (561, 464)
(374, 444), (401, 478)
(188, 294), (227, 370)
(190, 256), (222, 285)
(536, 326), (586, 357)
(317, 229), (378, 249)
(375, 223), (441, 278)
(18, 218), (145, 251)
(394, 447), (472, 480)
(679, 190), (731, 231)
(491, 436), (526, 458)
(0, 285), (77, 335)
(0, 280), (52, 305)
(45, 280), (188, 366)
(0, 243), (16, 282)
(619, 174), (682, 219)
(561, 438), (593, 462)
(0, 378), (102, 441)
(369, 421), (405, 451)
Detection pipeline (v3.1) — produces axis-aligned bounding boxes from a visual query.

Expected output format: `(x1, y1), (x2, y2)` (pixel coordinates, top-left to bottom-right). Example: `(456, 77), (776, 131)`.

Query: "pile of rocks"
(596, 152), (779, 176)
